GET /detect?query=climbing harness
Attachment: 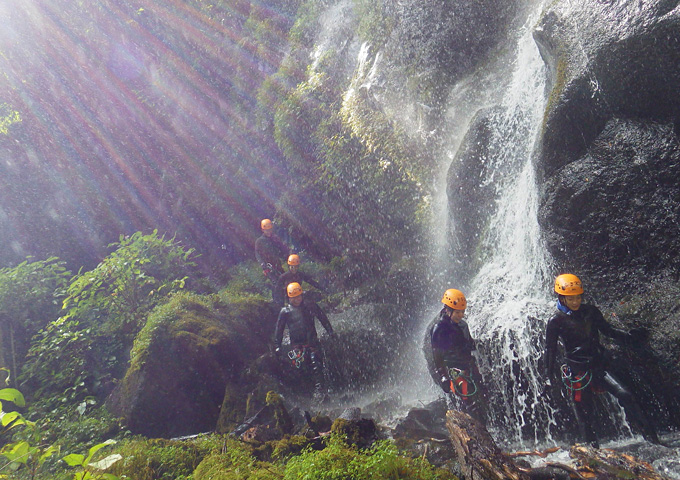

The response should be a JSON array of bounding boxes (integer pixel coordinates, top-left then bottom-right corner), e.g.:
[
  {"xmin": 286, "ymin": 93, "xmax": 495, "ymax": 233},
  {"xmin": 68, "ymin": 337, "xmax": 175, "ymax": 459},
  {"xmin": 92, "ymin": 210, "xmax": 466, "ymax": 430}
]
[
  {"xmin": 447, "ymin": 367, "xmax": 478, "ymax": 398},
  {"xmin": 288, "ymin": 345, "xmax": 318, "ymax": 369},
  {"xmin": 561, "ymin": 364, "xmax": 592, "ymax": 402},
  {"xmin": 288, "ymin": 346, "xmax": 307, "ymax": 368}
]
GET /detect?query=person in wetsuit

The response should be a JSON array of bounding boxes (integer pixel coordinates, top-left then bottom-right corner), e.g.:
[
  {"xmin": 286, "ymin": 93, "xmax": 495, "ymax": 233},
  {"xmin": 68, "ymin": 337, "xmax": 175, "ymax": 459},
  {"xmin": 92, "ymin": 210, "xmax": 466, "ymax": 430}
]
[
  {"xmin": 431, "ymin": 288, "xmax": 485, "ymax": 421},
  {"xmin": 277, "ymin": 254, "xmax": 324, "ymax": 305},
  {"xmin": 254, "ymin": 218, "xmax": 290, "ymax": 306},
  {"xmin": 275, "ymin": 282, "xmax": 334, "ymax": 397},
  {"xmin": 544, "ymin": 273, "xmax": 662, "ymax": 447}
]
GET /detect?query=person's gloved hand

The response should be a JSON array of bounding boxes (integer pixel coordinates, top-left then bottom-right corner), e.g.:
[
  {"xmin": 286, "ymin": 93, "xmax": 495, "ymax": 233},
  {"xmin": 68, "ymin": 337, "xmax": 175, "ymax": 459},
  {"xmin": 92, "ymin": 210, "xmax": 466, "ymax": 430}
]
[
  {"xmin": 628, "ymin": 327, "xmax": 649, "ymax": 343},
  {"xmin": 440, "ymin": 376, "xmax": 452, "ymax": 393}
]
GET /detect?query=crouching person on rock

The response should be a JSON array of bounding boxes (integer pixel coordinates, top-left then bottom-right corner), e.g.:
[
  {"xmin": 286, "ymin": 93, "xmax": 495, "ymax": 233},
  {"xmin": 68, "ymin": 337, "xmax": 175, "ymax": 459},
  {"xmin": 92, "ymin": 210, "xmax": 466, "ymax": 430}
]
[
  {"xmin": 275, "ymin": 282, "xmax": 335, "ymax": 400},
  {"xmin": 430, "ymin": 289, "xmax": 486, "ymax": 422}
]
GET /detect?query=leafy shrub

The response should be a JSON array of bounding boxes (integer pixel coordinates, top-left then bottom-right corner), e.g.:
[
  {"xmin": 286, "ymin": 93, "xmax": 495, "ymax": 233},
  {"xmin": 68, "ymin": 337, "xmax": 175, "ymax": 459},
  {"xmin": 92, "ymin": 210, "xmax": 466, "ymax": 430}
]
[
  {"xmin": 0, "ymin": 257, "xmax": 71, "ymax": 378},
  {"xmin": 19, "ymin": 231, "xmax": 195, "ymax": 411}
]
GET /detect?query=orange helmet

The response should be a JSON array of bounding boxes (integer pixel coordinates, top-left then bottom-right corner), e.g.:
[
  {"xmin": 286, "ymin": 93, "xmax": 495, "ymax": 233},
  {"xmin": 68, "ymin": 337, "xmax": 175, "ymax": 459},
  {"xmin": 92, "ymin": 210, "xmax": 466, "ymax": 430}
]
[
  {"xmin": 261, "ymin": 218, "xmax": 273, "ymax": 230},
  {"xmin": 554, "ymin": 274, "xmax": 583, "ymax": 295},
  {"xmin": 287, "ymin": 254, "xmax": 300, "ymax": 266},
  {"xmin": 442, "ymin": 289, "xmax": 467, "ymax": 310},
  {"xmin": 287, "ymin": 282, "xmax": 303, "ymax": 298}
]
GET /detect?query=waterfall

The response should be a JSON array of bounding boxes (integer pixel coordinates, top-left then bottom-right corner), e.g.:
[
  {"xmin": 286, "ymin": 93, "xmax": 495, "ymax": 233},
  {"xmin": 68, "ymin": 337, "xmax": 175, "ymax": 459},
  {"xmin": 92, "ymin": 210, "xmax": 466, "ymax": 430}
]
[
  {"xmin": 453, "ymin": 1, "xmax": 557, "ymax": 446},
  {"xmin": 407, "ymin": 0, "xmax": 558, "ymax": 447},
  {"xmin": 436, "ymin": 0, "xmax": 636, "ymax": 447}
]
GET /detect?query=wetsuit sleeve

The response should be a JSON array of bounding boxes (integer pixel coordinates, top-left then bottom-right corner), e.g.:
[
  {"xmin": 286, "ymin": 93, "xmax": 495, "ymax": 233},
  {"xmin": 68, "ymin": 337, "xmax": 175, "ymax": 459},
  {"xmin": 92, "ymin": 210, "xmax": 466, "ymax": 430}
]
[
  {"xmin": 430, "ymin": 323, "xmax": 447, "ymax": 376},
  {"xmin": 275, "ymin": 310, "xmax": 287, "ymax": 349},
  {"xmin": 545, "ymin": 316, "xmax": 559, "ymax": 378},
  {"xmin": 254, "ymin": 238, "xmax": 265, "ymax": 266},
  {"xmin": 312, "ymin": 303, "xmax": 333, "ymax": 336},
  {"xmin": 300, "ymin": 272, "xmax": 323, "ymax": 290},
  {"xmin": 593, "ymin": 306, "xmax": 630, "ymax": 343},
  {"xmin": 273, "ymin": 234, "xmax": 290, "ymax": 257}
]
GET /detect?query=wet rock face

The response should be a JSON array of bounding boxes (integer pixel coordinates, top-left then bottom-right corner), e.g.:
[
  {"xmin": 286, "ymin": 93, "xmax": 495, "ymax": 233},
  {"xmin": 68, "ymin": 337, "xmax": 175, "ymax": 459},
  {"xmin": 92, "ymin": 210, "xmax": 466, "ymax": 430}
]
[
  {"xmin": 446, "ymin": 106, "xmax": 506, "ymax": 282},
  {"xmin": 389, "ymin": 0, "xmax": 521, "ymax": 85},
  {"xmin": 535, "ymin": 0, "xmax": 680, "ymax": 292},
  {"xmin": 534, "ymin": 0, "xmax": 680, "ymax": 176},
  {"xmin": 539, "ymin": 118, "xmax": 680, "ymax": 290}
]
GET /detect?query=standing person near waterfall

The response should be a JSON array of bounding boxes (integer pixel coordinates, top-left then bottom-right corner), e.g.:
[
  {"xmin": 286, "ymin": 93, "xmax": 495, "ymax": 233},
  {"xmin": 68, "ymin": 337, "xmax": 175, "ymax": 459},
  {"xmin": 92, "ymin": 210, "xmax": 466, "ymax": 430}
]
[
  {"xmin": 430, "ymin": 289, "xmax": 486, "ymax": 421},
  {"xmin": 255, "ymin": 218, "xmax": 291, "ymax": 306},
  {"xmin": 275, "ymin": 282, "xmax": 335, "ymax": 400},
  {"xmin": 544, "ymin": 273, "xmax": 664, "ymax": 447}
]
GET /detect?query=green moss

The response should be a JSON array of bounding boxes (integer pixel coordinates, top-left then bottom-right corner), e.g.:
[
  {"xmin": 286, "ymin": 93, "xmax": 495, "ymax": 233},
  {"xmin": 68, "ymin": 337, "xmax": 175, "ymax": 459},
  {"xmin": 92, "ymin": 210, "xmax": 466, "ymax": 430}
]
[
  {"xmin": 353, "ymin": 0, "xmax": 395, "ymax": 50},
  {"xmin": 266, "ymin": 391, "xmax": 294, "ymax": 435},
  {"xmin": 252, "ymin": 434, "xmax": 312, "ymax": 462},
  {"xmin": 542, "ymin": 55, "xmax": 569, "ymax": 134},
  {"xmin": 127, "ymin": 291, "xmax": 221, "ymax": 375},
  {"xmin": 330, "ymin": 418, "xmax": 377, "ymax": 448},
  {"xmin": 309, "ymin": 415, "xmax": 332, "ymax": 434},
  {"xmin": 193, "ymin": 436, "xmax": 283, "ymax": 480},
  {"xmin": 283, "ymin": 436, "xmax": 458, "ymax": 480}
]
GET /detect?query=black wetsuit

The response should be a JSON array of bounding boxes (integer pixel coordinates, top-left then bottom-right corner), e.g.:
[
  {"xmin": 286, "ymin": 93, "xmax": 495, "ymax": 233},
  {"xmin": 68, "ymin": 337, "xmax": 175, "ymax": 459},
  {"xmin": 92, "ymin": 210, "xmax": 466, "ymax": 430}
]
[
  {"xmin": 275, "ymin": 299, "xmax": 334, "ymax": 391},
  {"xmin": 430, "ymin": 309, "xmax": 484, "ymax": 418},
  {"xmin": 275, "ymin": 300, "xmax": 333, "ymax": 349},
  {"xmin": 254, "ymin": 233, "xmax": 289, "ymax": 304},
  {"xmin": 431, "ymin": 309, "xmax": 475, "ymax": 373},
  {"xmin": 544, "ymin": 301, "xmax": 659, "ymax": 446}
]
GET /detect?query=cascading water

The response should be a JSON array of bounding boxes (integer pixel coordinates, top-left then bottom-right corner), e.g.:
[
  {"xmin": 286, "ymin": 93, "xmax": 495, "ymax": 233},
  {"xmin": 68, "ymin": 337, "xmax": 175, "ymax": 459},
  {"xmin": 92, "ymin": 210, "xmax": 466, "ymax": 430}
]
[
  {"xmin": 444, "ymin": 0, "xmax": 558, "ymax": 446},
  {"xmin": 435, "ymin": 0, "xmax": 638, "ymax": 448}
]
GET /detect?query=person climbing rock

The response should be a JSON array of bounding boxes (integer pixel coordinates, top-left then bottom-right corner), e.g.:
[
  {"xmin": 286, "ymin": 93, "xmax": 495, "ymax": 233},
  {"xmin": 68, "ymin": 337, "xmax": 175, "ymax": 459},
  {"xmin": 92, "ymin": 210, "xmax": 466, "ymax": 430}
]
[
  {"xmin": 430, "ymin": 289, "xmax": 486, "ymax": 421},
  {"xmin": 277, "ymin": 254, "xmax": 324, "ymax": 305},
  {"xmin": 274, "ymin": 282, "xmax": 335, "ymax": 399},
  {"xmin": 255, "ymin": 218, "xmax": 291, "ymax": 306},
  {"xmin": 544, "ymin": 273, "xmax": 663, "ymax": 448}
]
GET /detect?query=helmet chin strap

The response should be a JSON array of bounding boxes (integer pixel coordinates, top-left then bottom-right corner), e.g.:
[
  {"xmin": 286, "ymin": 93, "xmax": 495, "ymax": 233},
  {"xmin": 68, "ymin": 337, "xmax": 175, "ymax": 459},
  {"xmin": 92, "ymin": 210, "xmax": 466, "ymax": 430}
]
[{"xmin": 557, "ymin": 298, "xmax": 573, "ymax": 315}]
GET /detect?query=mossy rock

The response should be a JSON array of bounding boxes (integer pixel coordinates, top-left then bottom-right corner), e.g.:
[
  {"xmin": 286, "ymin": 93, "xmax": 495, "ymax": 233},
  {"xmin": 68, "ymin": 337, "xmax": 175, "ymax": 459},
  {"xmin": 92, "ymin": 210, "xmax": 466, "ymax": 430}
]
[
  {"xmin": 331, "ymin": 417, "xmax": 378, "ymax": 448},
  {"xmin": 107, "ymin": 291, "xmax": 276, "ymax": 437}
]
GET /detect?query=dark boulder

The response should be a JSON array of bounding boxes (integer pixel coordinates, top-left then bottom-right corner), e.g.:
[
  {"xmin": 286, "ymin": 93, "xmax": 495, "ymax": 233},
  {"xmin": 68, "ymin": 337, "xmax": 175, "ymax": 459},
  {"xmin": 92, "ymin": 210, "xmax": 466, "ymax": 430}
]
[
  {"xmin": 107, "ymin": 292, "xmax": 276, "ymax": 438},
  {"xmin": 538, "ymin": 118, "xmax": 680, "ymax": 292},
  {"xmin": 534, "ymin": 0, "xmax": 680, "ymax": 176}
]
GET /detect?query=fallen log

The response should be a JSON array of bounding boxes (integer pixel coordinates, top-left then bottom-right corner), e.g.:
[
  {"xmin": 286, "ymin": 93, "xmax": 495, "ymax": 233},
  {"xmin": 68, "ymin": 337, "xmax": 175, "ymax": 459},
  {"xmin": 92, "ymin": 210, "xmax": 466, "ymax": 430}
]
[
  {"xmin": 568, "ymin": 443, "xmax": 670, "ymax": 480},
  {"xmin": 446, "ymin": 409, "xmax": 529, "ymax": 480},
  {"xmin": 445, "ymin": 410, "xmax": 671, "ymax": 480}
]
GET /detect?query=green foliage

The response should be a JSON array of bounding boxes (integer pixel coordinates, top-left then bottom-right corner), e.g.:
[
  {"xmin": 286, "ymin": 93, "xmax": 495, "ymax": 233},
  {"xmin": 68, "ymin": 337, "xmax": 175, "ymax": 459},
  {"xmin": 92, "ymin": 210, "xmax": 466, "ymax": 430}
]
[
  {"xmin": 0, "ymin": 257, "xmax": 71, "ymax": 376},
  {"xmin": 19, "ymin": 231, "xmax": 195, "ymax": 411},
  {"xmin": 283, "ymin": 437, "xmax": 457, "ymax": 480},
  {"xmin": 107, "ymin": 437, "xmax": 214, "ymax": 480},
  {"xmin": 62, "ymin": 439, "xmax": 121, "ymax": 480},
  {"xmin": 220, "ymin": 261, "xmax": 270, "ymax": 300},
  {"xmin": 61, "ymin": 230, "xmax": 195, "ymax": 332},
  {"xmin": 0, "ymin": 383, "xmax": 59, "ymax": 479},
  {"xmin": 0, "ymin": 103, "xmax": 21, "ymax": 135},
  {"xmin": 193, "ymin": 436, "xmax": 283, "ymax": 480}
]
